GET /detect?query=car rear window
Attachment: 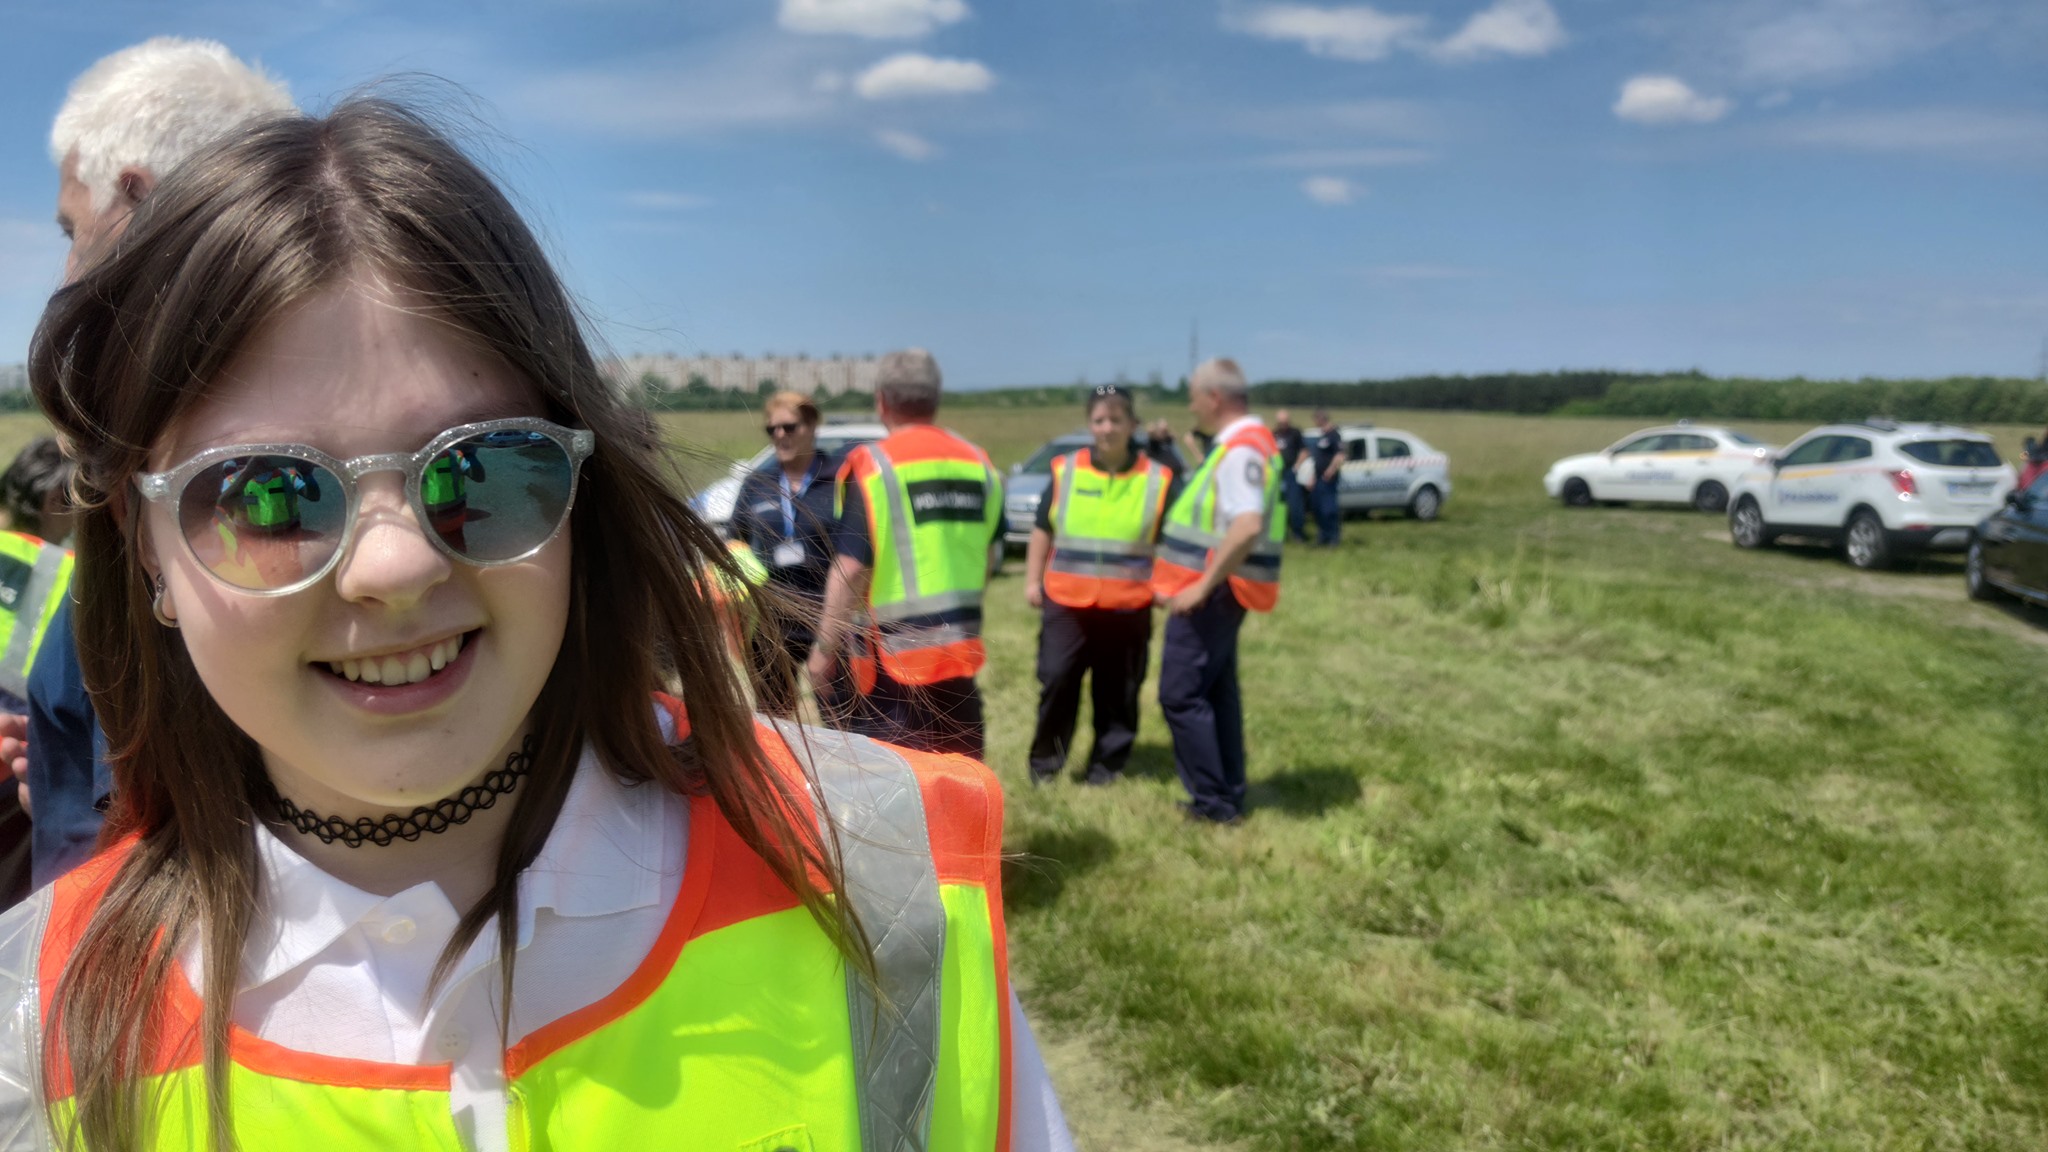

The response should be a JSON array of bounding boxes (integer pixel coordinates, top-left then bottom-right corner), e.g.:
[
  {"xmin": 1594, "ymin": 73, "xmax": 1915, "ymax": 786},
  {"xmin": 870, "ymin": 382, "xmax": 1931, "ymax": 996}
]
[
  {"xmin": 1899, "ymin": 440, "xmax": 2000, "ymax": 468},
  {"xmin": 1725, "ymin": 431, "xmax": 1763, "ymax": 445}
]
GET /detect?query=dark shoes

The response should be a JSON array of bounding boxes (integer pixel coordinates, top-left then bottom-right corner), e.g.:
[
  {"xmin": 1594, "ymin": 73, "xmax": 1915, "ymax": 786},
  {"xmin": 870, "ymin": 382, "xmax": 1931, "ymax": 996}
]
[{"xmin": 1177, "ymin": 801, "xmax": 1245, "ymax": 827}]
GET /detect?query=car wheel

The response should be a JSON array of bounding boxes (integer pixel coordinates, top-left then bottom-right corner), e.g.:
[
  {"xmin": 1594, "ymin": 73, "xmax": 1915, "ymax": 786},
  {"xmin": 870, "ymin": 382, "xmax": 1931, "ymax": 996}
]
[
  {"xmin": 1693, "ymin": 480, "xmax": 1729, "ymax": 513},
  {"xmin": 1561, "ymin": 477, "xmax": 1592, "ymax": 507},
  {"xmin": 1730, "ymin": 497, "xmax": 1772, "ymax": 549},
  {"xmin": 1844, "ymin": 509, "xmax": 1892, "ymax": 570},
  {"xmin": 1409, "ymin": 485, "xmax": 1442, "ymax": 522},
  {"xmin": 1966, "ymin": 539, "xmax": 2002, "ymax": 602}
]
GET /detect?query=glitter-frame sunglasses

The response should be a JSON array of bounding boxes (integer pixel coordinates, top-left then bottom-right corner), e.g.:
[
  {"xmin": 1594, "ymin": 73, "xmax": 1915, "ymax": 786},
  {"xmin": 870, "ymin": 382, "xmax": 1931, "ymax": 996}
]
[{"xmin": 134, "ymin": 417, "xmax": 596, "ymax": 595}]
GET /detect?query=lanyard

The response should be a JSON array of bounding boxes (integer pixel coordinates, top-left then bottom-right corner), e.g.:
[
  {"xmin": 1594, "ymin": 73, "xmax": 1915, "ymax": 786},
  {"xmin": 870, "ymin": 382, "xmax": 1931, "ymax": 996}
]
[{"xmin": 777, "ymin": 458, "xmax": 817, "ymax": 540}]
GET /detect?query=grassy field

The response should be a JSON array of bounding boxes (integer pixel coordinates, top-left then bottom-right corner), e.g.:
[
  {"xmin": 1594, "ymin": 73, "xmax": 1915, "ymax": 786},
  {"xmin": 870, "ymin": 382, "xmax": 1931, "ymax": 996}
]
[
  {"xmin": 11, "ymin": 403, "xmax": 2045, "ymax": 1149},
  {"xmin": 666, "ymin": 405, "xmax": 2048, "ymax": 1150}
]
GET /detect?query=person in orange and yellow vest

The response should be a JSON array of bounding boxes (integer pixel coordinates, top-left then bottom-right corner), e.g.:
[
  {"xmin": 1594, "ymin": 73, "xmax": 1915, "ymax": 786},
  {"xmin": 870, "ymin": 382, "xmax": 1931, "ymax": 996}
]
[
  {"xmin": 1022, "ymin": 386, "xmax": 1173, "ymax": 786},
  {"xmin": 809, "ymin": 349, "xmax": 1005, "ymax": 760},
  {"xmin": 0, "ymin": 104, "xmax": 1076, "ymax": 1152},
  {"xmin": 1151, "ymin": 358, "xmax": 1286, "ymax": 826}
]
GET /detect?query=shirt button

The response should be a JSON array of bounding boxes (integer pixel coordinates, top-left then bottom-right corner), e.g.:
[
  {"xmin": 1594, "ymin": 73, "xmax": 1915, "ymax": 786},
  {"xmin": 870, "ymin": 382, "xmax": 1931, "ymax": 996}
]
[
  {"xmin": 381, "ymin": 917, "xmax": 417, "ymax": 944},
  {"xmin": 435, "ymin": 1026, "xmax": 471, "ymax": 1059}
]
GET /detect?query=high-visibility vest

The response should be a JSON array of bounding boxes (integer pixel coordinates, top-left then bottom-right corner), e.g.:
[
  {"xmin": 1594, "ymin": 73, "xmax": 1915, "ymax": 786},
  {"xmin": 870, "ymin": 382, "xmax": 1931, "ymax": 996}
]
[
  {"xmin": 2, "ymin": 707, "xmax": 1014, "ymax": 1152},
  {"xmin": 0, "ymin": 531, "xmax": 73, "ymax": 700},
  {"xmin": 709, "ymin": 539, "xmax": 770, "ymax": 658},
  {"xmin": 1043, "ymin": 448, "xmax": 1169, "ymax": 611},
  {"xmin": 1150, "ymin": 422, "xmax": 1284, "ymax": 613},
  {"xmin": 837, "ymin": 427, "xmax": 1002, "ymax": 687}
]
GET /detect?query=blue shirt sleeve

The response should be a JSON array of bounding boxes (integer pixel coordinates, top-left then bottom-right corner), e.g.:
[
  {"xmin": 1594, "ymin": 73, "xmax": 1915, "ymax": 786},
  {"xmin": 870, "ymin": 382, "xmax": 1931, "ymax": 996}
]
[
  {"xmin": 832, "ymin": 456, "xmax": 875, "ymax": 567},
  {"xmin": 27, "ymin": 598, "xmax": 109, "ymax": 890}
]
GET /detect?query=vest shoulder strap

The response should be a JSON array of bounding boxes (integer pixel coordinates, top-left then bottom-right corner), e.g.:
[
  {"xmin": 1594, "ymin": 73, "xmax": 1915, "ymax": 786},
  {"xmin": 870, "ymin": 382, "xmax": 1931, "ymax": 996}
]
[
  {"xmin": 0, "ymin": 885, "xmax": 54, "ymax": 1152},
  {"xmin": 769, "ymin": 719, "xmax": 957, "ymax": 1152}
]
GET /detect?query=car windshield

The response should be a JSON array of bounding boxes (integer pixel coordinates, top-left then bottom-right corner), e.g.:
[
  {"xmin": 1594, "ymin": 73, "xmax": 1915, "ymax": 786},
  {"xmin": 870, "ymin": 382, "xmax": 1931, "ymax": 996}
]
[
  {"xmin": 1020, "ymin": 439, "xmax": 1089, "ymax": 474},
  {"xmin": 1899, "ymin": 439, "xmax": 2001, "ymax": 468},
  {"xmin": 1725, "ymin": 431, "xmax": 1763, "ymax": 445}
]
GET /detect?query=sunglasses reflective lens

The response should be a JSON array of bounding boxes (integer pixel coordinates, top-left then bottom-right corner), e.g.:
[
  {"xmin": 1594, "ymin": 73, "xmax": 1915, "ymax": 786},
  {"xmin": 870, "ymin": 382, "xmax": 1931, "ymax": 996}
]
[
  {"xmin": 424, "ymin": 430, "xmax": 576, "ymax": 563},
  {"xmin": 179, "ymin": 455, "xmax": 347, "ymax": 591}
]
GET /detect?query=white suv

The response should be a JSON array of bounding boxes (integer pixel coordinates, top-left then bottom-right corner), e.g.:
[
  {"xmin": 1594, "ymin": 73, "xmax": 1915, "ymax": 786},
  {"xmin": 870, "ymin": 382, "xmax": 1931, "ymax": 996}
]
[{"xmin": 1728, "ymin": 420, "xmax": 2016, "ymax": 569}]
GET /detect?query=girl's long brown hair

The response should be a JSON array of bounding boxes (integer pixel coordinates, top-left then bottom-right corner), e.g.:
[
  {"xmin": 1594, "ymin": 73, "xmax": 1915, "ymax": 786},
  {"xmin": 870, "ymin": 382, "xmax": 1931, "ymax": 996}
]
[{"xmin": 28, "ymin": 99, "xmax": 868, "ymax": 1151}]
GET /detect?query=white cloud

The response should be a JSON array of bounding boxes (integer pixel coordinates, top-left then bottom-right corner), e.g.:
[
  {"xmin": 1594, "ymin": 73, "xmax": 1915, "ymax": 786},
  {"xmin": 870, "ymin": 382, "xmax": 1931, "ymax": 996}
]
[
  {"xmin": 623, "ymin": 191, "xmax": 712, "ymax": 211},
  {"xmin": 1767, "ymin": 107, "xmax": 2048, "ymax": 159},
  {"xmin": 1734, "ymin": 0, "xmax": 1942, "ymax": 87},
  {"xmin": 779, "ymin": 0, "xmax": 969, "ymax": 39},
  {"xmin": 854, "ymin": 52, "xmax": 996, "ymax": 99},
  {"xmin": 510, "ymin": 35, "xmax": 842, "ymax": 137},
  {"xmin": 1258, "ymin": 146, "xmax": 1435, "ymax": 168},
  {"xmin": 1222, "ymin": 3, "xmax": 1426, "ymax": 62},
  {"xmin": 813, "ymin": 70, "xmax": 847, "ymax": 93},
  {"xmin": 1433, "ymin": 0, "xmax": 1565, "ymax": 61},
  {"xmin": 1613, "ymin": 75, "xmax": 1733, "ymax": 125},
  {"xmin": 876, "ymin": 128, "xmax": 940, "ymax": 160},
  {"xmin": 1302, "ymin": 175, "xmax": 1361, "ymax": 204}
]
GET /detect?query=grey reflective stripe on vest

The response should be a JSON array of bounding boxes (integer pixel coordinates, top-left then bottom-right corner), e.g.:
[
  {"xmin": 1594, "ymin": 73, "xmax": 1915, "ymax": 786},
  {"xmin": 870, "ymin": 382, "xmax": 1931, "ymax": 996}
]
[
  {"xmin": 0, "ymin": 550, "xmax": 66, "ymax": 701},
  {"xmin": 0, "ymin": 886, "xmax": 53, "ymax": 1152},
  {"xmin": 877, "ymin": 621, "xmax": 982, "ymax": 655},
  {"xmin": 868, "ymin": 452, "xmax": 924, "ymax": 603},
  {"xmin": 1050, "ymin": 455, "xmax": 1075, "ymax": 531},
  {"xmin": 870, "ymin": 588, "xmax": 983, "ymax": 626},
  {"xmin": 774, "ymin": 720, "xmax": 947, "ymax": 1152}
]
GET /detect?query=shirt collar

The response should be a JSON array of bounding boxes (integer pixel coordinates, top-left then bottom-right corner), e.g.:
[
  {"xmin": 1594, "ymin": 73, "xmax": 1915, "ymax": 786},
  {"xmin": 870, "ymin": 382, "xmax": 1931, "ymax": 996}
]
[
  {"xmin": 1216, "ymin": 414, "xmax": 1263, "ymax": 444},
  {"xmin": 235, "ymin": 743, "xmax": 670, "ymax": 992}
]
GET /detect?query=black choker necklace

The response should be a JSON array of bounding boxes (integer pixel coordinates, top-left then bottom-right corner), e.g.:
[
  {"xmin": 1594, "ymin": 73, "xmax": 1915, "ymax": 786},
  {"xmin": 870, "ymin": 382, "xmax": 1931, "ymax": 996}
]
[{"xmin": 269, "ymin": 737, "xmax": 536, "ymax": 848}]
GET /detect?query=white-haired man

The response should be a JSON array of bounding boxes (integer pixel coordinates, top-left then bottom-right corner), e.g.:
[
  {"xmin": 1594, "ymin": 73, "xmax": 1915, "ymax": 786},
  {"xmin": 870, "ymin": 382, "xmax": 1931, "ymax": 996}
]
[
  {"xmin": 808, "ymin": 349, "xmax": 1005, "ymax": 758},
  {"xmin": 1150, "ymin": 358, "xmax": 1286, "ymax": 825},
  {"xmin": 0, "ymin": 38, "xmax": 293, "ymax": 898}
]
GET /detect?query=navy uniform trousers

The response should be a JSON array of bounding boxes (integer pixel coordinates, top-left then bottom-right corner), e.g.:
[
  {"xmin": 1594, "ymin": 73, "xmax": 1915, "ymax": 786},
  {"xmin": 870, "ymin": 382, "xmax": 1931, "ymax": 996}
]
[
  {"xmin": 1028, "ymin": 601, "xmax": 1152, "ymax": 783},
  {"xmin": 1158, "ymin": 586, "xmax": 1249, "ymax": 821},
  {"xmin": 844, "ymin": 671, "xmax": 986, "ymax": 761}
]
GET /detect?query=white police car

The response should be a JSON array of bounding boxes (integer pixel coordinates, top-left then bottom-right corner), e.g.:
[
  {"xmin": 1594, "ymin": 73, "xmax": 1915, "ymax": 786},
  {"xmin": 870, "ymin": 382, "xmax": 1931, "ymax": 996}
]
[
  {"xmin": 1728, "ymin": 419, "xmax": 2016, "ymax": 569},
  {"xmin": 1331, "ymin": 425, "xmax": 1452, "ymax": 520},
  {"xmin": 1543, "ymin": 424, "xmax": 1773, "ymax": 512}
]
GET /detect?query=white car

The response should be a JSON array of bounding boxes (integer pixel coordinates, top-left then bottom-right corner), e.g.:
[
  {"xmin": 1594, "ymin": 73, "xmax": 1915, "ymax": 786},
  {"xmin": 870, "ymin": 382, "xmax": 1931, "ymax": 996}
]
[
  {"xmin": 1543, "ymin": 424, "xmax": 1774, "ymax": 513},
  {"xmin": 691, "ymin": 420, "xmax": 886, "ymax": 535},
  {"xmin": 1330, "ymin": 425, "xmax": 1452, "ymax": 520},
  {"xmin": 1728, "ymin": 419, "xmax": 2016, "ymax": 569}
]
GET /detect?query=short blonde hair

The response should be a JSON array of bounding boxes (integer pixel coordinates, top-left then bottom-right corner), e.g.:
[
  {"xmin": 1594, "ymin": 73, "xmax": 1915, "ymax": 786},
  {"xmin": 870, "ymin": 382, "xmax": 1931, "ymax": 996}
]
[
  {"xmin": 764, "ymin": 390, "xmax": 820, "ymax": 426},
  {"xmin": 51, "ymin": 37, "xmax": 295, "ymax": 210}
]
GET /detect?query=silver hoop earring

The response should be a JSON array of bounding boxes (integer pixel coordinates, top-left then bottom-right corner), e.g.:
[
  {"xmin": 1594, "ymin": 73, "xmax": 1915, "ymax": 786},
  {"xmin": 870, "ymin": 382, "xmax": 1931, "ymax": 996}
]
[{"xmin": 150, "ymin": 575, "xmax": 178, "ymax": 630}]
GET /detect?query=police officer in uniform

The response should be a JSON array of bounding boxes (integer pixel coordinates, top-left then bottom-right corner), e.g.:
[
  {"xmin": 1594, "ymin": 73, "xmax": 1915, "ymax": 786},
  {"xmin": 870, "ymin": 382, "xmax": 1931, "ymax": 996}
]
[
  {"xmin": 729, "ymin": 391, "xmax": 841, "ymax": 715},
  {"xmin": 1024, "ymin": 386, "xmax": 1172, "ymax": 786},
  {"xmin": 1152, "ymin": 358, "xmax": 1285, "ymax": 825},
  {"xmin": 809, "ymin": 349, "xmax": 1004, "ymax": 758}
]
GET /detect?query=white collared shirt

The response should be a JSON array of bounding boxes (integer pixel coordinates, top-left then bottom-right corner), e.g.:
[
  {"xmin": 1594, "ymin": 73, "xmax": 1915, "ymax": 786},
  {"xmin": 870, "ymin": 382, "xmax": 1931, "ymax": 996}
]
[
  {"xmin": 1211, "ymin": 414, "xmax": 1271, "ymax": 523},
  {"xmin": 202, "ymin": 745, "xmax": 1073, "ymax": 1152}
]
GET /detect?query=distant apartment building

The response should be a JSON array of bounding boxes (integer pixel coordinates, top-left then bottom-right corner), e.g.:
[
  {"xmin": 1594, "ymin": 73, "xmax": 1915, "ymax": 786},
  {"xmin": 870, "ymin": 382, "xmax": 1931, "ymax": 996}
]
[
  {"xmin": 0, "ymin": 364, "xmax": 25, "ymax": 394},
  {"xmin": 615, "ymin": 353, "xmax": 881, "ymax": 397}
]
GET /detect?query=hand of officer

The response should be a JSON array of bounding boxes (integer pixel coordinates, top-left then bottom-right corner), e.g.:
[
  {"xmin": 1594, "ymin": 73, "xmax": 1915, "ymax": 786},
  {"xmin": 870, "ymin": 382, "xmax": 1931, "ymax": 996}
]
[
  {"xmin": 1159, "ymin": 585, "xmax": 1208, "ymax": 616},
  {"xmin": 0, "ymin": 712, "xmax": 28, "ymax": 818},
  {"xmin": 1025, "ymin": 581, "xmax": 1043, "ymax": 610},
  {"xmin": 805, "ymin": 647, "xmax": 836, "ymax": 692}
]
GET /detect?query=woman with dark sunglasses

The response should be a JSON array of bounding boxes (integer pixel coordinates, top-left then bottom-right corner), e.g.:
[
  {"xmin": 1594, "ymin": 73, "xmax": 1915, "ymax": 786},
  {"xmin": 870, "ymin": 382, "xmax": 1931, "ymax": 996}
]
[
  {"xmin": 729, "ymin": 392, "xmax": 843, "ymax": 716},
  {"xmin": 0, "ymin": 100, "xmax": 1070, "ymax": 1152}
]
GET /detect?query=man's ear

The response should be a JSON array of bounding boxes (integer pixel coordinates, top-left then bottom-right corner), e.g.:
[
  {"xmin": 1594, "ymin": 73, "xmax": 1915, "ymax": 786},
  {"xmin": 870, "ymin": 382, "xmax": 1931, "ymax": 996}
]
[{"xmin": 115, "ymin": 167, "xmax": 155, "ymax": 207}]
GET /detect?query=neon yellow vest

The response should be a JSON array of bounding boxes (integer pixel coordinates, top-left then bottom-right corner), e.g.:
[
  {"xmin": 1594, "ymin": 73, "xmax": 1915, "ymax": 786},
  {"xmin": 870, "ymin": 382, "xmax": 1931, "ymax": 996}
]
[
  {"xmin": 1151, "ymin": 424, "xmax": 1284, "ymax": 613},
  {"xmin": 17, "ymin": 720, "xmax": 1012, "ymax": 1152},
  {"xmin": 843, "ymin": 427, "xmax": 1001, "ymax": 686},
  {"xmin": 0, "ymin": 531, "xmax": 74, "ymax": 699},
  {"xmin": 1043, "ymin": 449, "xmax": 1167, "ymax": 611}
]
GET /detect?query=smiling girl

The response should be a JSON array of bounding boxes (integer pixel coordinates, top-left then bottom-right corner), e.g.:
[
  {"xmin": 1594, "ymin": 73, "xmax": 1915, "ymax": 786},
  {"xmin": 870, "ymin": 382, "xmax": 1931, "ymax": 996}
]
[{"xmin": 0, "ymin": 101, "xmax": 1067, "ymax": 1151}]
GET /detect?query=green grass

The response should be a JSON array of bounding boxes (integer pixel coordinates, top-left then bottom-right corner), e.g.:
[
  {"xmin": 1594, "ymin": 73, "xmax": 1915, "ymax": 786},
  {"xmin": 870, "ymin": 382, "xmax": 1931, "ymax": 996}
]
[
  {"xmin": 666, "ymin": 404, "xmax": 2048, "ymax": 1150},
  {"xmin": 17, "ymin": 399, "xmax": 2047, "ymax": 1148}
]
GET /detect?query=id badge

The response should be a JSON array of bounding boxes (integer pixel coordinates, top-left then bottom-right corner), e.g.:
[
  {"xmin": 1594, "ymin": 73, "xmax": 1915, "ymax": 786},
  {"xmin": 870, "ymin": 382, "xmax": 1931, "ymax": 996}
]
[{"xmin": 773, "ymin": 541, "xmax": 805, "ymax": 567}]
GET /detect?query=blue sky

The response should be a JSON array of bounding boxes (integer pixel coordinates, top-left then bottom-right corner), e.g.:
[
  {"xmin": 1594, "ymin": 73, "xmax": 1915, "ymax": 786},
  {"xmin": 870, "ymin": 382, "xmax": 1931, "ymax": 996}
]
[{"xmin": 3, "ymin": 0, "xmax": 2046, "ymax": 387}]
